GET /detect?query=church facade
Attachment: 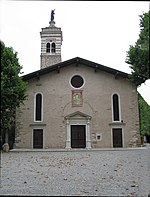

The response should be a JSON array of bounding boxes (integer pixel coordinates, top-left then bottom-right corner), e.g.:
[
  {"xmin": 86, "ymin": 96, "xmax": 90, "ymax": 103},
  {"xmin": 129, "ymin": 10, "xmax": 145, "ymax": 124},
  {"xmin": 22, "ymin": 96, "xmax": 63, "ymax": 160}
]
[{"xmin": 14, "ymin": 14, "xmax": 141, "ymax": 149}]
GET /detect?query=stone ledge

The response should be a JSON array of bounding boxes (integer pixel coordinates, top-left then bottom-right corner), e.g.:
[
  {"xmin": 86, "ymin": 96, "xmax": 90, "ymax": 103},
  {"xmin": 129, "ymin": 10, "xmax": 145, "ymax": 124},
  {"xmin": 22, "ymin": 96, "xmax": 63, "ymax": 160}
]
[
  {"xmin": 10, "ymin": 147, "xmax": 148, "ymax": 152},
  {"xmin": 29, "ymin": 123, "xmax": 47, "ymax": 127},
  {"xmin": 109, "ymin": 122, "xmax": 126, "ymax": 126}
]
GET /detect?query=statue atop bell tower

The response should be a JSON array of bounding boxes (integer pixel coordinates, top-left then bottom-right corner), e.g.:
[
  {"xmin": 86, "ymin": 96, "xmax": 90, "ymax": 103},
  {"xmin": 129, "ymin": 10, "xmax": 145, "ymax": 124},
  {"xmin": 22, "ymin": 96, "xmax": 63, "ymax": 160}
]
[
  {"xmin": 40, "ymin": 10, "xmax": 63, "ymax": 69},
  {"xmin": 51, "ymin": 9, "xmax": 55, "ymax": 21}
]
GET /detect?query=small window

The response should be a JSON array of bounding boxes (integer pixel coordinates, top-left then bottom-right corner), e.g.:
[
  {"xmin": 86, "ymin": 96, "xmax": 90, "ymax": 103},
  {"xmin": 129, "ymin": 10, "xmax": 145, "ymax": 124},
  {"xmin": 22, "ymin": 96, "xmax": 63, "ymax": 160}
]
[
  {"xmin": 70, "ymin": 75, "xmax": 84, "ymax": 88},
  {"xmin": 46, "ymin": 43, "xmax": 50, "ymax": 53},
  {"xmin": 51, "ymin": 42, "xmax": 56, "ymax": 53}
]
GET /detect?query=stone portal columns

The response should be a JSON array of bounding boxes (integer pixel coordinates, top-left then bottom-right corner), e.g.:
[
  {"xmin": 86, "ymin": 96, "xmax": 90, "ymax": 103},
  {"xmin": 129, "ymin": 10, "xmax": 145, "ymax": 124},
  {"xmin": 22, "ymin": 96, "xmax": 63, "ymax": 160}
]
[
  {"xmin": 66, "ymin": 120, "xmax": 71, "ymax": 149},
  {"xmin": 86, "ymin": 118, "xmax": 91, "ymax": 149}
]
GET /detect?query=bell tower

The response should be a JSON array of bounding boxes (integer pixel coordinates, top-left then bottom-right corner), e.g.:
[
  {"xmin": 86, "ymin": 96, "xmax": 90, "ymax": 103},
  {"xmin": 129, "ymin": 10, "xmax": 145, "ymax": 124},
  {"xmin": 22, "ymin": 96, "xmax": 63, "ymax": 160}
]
[{"xmin": 40, "ymin": 10, "xmax": 63, "ymax": 69}]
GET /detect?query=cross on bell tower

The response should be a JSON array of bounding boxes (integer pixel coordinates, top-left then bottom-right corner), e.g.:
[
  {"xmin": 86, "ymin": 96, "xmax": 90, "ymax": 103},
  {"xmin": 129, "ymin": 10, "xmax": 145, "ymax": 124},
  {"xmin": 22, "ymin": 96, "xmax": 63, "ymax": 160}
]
[{"xmin": 40, "ymin": 10, "xmax": 63, "ymax": 69}]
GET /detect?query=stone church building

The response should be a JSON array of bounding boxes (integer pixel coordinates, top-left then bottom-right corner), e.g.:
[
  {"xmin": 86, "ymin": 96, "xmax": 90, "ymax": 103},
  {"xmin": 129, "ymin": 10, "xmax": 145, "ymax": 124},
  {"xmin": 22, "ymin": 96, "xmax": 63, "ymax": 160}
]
[{"xmin": 14, "ymin": 13, "xmax": 141, "ymax": 149}]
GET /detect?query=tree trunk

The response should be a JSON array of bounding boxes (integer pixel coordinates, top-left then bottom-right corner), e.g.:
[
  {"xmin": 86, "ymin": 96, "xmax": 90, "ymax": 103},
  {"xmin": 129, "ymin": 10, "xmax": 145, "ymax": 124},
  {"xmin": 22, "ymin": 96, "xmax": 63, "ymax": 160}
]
[
  {"xmin": 3, "ymin": 130, "xmax": 10, "ymax": 152},
  {"xmin": 5, "ymin": 130, "xmax": 9, "ymax": 143}
]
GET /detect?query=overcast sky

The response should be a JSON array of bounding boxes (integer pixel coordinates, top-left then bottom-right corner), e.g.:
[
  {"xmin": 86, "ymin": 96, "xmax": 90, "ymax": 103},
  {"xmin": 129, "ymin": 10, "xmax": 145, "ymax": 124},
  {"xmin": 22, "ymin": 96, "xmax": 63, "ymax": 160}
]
[{"xmin": 0, "ymin": 1, "xmax": 150, "ymax": 104}]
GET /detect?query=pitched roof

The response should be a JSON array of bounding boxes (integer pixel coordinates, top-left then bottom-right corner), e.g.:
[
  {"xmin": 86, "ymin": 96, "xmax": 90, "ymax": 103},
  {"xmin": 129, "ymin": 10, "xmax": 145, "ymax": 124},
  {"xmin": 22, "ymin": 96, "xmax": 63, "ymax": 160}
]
[{"xmin": 22, "ymin": 57, "xmax": 129, "ymax": 80}]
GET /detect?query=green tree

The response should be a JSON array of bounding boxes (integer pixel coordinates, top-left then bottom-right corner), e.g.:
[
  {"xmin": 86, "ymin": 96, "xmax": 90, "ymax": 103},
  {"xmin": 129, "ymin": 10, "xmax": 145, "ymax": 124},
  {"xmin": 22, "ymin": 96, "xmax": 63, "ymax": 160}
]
[
  {"xmin": 138, "ymin": 93, "xmax": 150, "ymax": 136},
  {"xmin": 126, "ymin": 11, "xmax": 150, "ymax": 86},
  {"xmin": 1, "ymin": 41, "xmax": 27, "ymax": 149}
]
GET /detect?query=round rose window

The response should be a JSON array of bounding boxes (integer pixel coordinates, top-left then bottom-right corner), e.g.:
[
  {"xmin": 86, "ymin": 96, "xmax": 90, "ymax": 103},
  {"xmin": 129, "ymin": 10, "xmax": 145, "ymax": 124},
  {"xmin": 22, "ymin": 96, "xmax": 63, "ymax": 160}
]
[{"xmin": 70, "ymin": 75, "xmax": 84, "ymax": 88}]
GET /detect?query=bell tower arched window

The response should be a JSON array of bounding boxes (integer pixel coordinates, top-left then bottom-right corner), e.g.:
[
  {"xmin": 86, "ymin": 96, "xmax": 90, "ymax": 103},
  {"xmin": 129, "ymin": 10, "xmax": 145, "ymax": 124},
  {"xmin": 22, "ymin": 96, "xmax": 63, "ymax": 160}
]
[
  {"xmin": 46, "ymin": 43, "xmax": 50, "ymax": 53},
  {"xmin": 112, "ymin": 94, "xmax": 120, "ymax": 121},
  {"xmin": 51, "ymin": 42, "xmax": 56, "ymax": 53},
  {"xmin": 35, "ymin": 93, "xmax": 43, "ymax": 121}
]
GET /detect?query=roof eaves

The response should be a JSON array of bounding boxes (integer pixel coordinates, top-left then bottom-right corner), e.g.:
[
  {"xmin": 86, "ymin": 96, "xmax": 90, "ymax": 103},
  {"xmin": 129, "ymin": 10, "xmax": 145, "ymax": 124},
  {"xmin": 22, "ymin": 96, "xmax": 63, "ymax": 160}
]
[
  {"xmin": 78, "ymin": 57, "xmax": 129, "ymax": 78},
  {"xmin": 22, "ymin": 57, "xmax": 129, "ymax": 80},
  {"xmin": 22, "ymin": 57, "xmax": 78, "ymax": 81}
]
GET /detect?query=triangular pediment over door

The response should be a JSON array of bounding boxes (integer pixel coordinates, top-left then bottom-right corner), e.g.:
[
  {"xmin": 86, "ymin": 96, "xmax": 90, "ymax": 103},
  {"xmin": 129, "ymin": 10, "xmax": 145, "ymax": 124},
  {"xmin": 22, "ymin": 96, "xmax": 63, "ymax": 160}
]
[{"xmin": 65, "ymin": 111, "xmax": 91, "ymax": 120}]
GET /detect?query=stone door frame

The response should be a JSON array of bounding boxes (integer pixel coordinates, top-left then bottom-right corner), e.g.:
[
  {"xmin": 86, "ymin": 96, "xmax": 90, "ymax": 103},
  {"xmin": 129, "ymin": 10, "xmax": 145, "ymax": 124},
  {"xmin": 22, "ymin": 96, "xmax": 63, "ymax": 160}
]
[{"xmin": 65, "ymin": 111, "xmax": 91, "ymax": 149}]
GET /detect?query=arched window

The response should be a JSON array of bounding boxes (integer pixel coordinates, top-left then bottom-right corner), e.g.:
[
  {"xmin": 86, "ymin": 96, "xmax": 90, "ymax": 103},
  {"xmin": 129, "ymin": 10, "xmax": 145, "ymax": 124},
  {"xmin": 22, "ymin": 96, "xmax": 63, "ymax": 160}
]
[
  {"xmin": 35, "ymin": 93, "xmax": 42, "ymax": 121},
  {"xmin": 112, "ymin": 94, "xmax": 120, "ymax": 121},
  {"xmin": 46, "ymin": 43, "xmax": 50, "ymax": 53},
  {"xmin": 51, "ymin": 42, "xmax": 56, "ymax": 53}
]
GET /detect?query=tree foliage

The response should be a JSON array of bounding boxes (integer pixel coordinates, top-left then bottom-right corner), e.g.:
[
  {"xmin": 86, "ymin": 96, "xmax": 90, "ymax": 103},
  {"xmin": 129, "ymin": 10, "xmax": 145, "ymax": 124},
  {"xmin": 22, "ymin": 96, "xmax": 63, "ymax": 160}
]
[
  {"xmin": 138, "ymin": 93, "xmax": 150, "ymax": 136},
  {"xmin": 126, "ymin": 11, "xmax": 150, "ymax": 86},
  {"xmin": 1, "ymin": 41, "xmax": 27, "ymax": 143}
]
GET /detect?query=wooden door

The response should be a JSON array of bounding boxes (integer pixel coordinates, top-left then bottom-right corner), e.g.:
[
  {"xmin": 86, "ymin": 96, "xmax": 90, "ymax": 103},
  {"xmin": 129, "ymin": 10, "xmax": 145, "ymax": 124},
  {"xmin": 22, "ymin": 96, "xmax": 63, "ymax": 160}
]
[
  {"xmin": 112, "ymin": 128, "xmax": 123, "ymax": 147},
  {"xmin": 33, "ymin": 129, "xmax": 43, "ymax": 148},
  {"xmin": 71, "ymin": 125, "xmax": 86, "ymax": 148}
]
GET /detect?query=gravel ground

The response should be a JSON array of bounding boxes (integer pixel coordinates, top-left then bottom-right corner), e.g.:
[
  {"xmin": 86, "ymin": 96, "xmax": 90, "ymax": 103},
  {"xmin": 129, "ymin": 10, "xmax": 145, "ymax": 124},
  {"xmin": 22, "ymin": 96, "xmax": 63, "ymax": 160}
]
[{"xmin": 0, "ymin": 147, "xmax": 150, "ymax": 196}]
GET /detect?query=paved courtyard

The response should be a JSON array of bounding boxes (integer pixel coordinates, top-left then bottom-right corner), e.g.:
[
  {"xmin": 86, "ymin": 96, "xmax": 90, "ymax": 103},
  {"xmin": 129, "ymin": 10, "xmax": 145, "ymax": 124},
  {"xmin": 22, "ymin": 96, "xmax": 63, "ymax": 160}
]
[{"xmin": 0, "ymin": 147, "xmax": 150, "ymax": 196}]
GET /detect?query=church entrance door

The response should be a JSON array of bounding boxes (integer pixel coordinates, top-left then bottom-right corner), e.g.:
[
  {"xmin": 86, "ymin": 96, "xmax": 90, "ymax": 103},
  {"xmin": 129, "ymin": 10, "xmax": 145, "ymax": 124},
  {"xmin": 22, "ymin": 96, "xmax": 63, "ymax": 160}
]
[
  {"xmin": 33, "ymin": 129, "xmax": 43, "ymax": 148},
  {"xmin": 71, "ymin": 125, "xmax": 86, "ymax": 148},
  {"xmin": 112, "ymin": 128, "xmax": 122, "ymax": 147}
]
